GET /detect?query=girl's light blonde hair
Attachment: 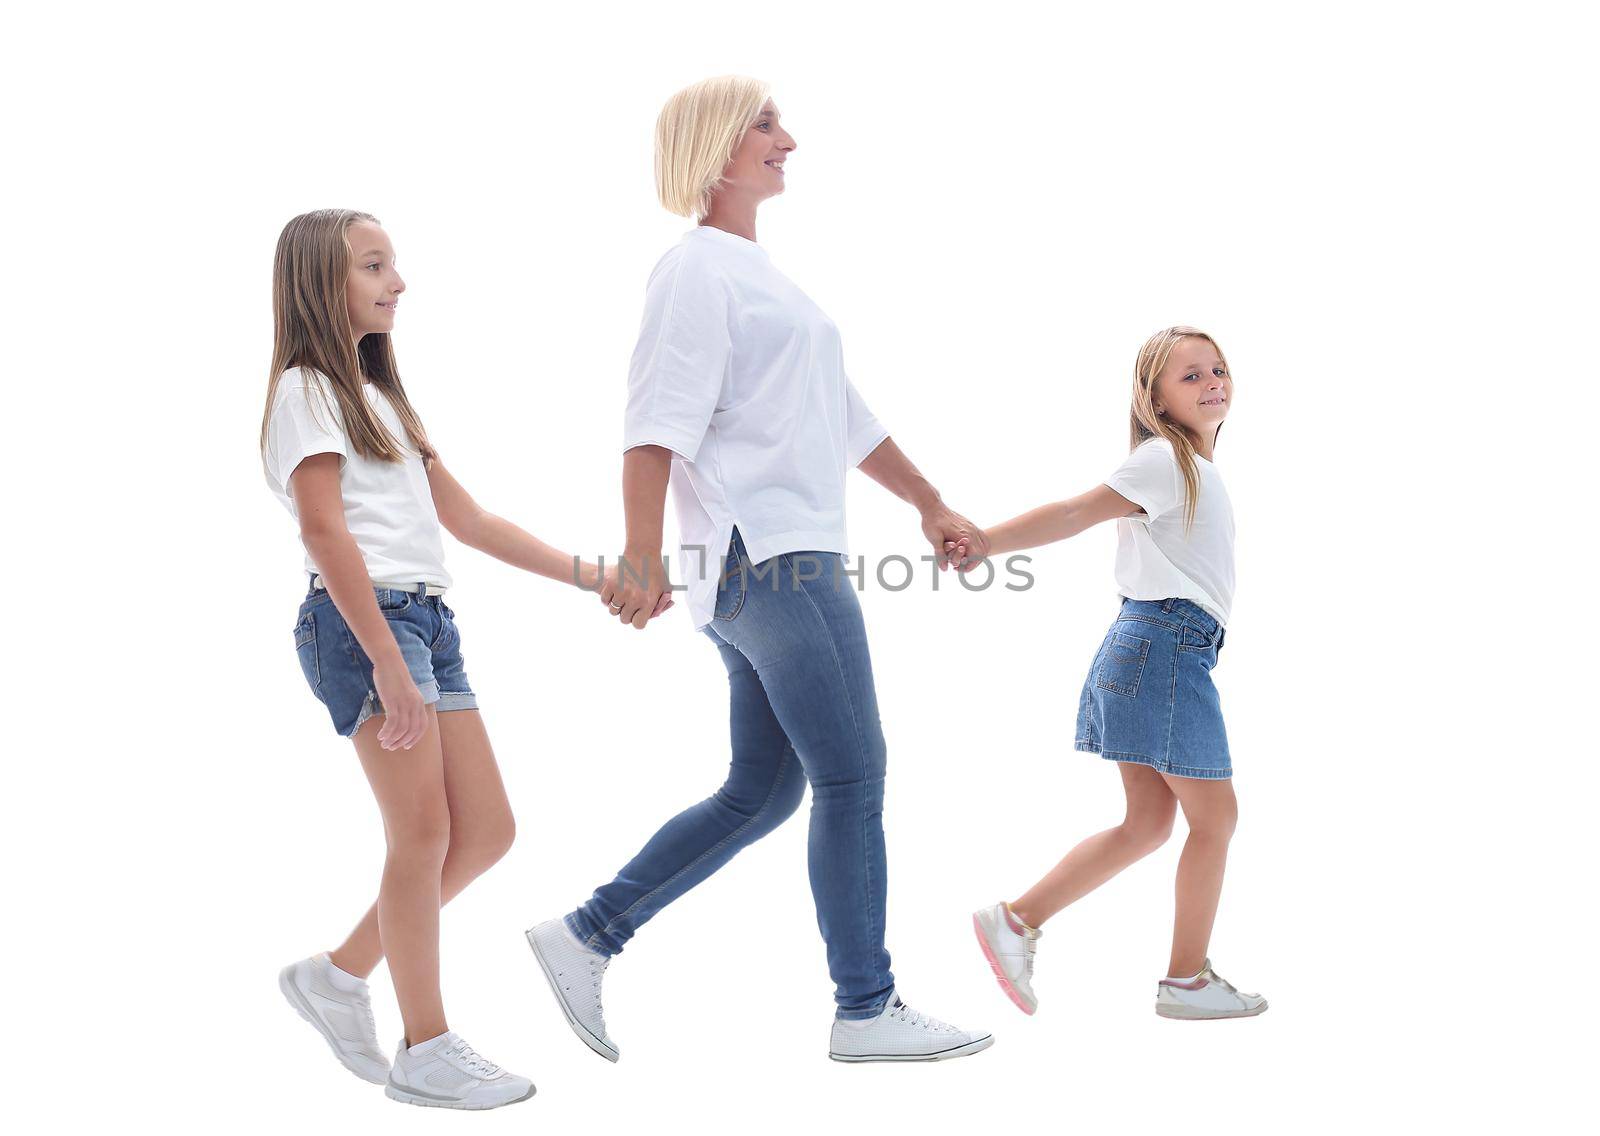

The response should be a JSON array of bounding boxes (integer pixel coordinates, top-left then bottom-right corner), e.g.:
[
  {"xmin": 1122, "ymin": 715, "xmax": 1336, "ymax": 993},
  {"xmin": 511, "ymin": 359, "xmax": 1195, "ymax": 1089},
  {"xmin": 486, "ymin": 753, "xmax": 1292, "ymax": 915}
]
[
  {"xmin": 654, "ymin": 75, "xmax": 771, "ymax": 218},
  {"xmin": 258, "ymin": 208, "xmax": 436, "ymax": 468},
  {"xmin": 1128, "ymin": 325, "xmax": 1230, "ymax": 536}
]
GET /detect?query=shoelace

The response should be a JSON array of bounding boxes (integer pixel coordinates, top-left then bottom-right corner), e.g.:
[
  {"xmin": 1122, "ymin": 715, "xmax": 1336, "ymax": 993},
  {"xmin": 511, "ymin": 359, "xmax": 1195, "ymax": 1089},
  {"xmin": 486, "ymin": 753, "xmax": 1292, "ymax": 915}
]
[
  {"xmin": 445, "ymin": 1038, "xmax": 502, "ymax": 1078},
  {"xmin": 590, "ymin": 954, "xmax": 609, "ymax": 1016},
  {"xmin": 889, "ymin": 1001, "xmax": 955, "ymax": 1033}
]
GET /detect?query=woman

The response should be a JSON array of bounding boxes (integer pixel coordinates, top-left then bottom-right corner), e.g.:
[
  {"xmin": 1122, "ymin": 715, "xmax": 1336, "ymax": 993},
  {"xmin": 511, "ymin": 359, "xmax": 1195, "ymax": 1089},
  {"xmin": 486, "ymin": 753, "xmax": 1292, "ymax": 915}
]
[{"xmin": 525, "ymin": 76, "xmax": 994, "ymax": 1064}]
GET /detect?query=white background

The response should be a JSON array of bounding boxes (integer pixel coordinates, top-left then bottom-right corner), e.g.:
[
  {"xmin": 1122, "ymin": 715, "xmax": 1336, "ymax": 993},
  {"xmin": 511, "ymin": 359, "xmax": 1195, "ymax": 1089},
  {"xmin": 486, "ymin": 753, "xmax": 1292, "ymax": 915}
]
[{"xmin": 5, "ymin": 1, "xmax": 1593, "ymax": 1132}]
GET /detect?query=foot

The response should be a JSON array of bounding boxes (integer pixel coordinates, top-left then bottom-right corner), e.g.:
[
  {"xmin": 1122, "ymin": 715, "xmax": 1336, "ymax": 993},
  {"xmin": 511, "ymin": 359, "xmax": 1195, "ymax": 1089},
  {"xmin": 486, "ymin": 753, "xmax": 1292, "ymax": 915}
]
[
  {"xmin": 525, "ymin": 918, "xmax": 619, "ymax": 1062},
  {"xmin": 384, "ymin": 1031, "xmax": 534, "ymax": 1109},
  {"xmin": 972, "ymin": 902, "xmax": 1040, "ymax": 1014},
  {"xmin": 278, "ymin": 953, "xmax": 389, "ymax": 1084},
  {"xmin": 828, "ymin": 994, "xmax": 994, "ymax": 1062},
  {"xmin": 1155, "ymin": 960, "xmax": 1268, "ymax": 1019}
]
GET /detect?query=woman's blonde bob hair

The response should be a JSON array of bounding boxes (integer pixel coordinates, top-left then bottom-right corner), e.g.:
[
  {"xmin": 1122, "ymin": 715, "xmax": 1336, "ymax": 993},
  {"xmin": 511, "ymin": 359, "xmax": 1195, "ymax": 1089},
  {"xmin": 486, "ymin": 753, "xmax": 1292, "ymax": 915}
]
[
  {"xmin": 654, "ymin": 75, "xmax": 771, "ymax": 218},
  {"xmin": 1128, "ymin": 326, "xmax": 1230, "ymax": 536}
]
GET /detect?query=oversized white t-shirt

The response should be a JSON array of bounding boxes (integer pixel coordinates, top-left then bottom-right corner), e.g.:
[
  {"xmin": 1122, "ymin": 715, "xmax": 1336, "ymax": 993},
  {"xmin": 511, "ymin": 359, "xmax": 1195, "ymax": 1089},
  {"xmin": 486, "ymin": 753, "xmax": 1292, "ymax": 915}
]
[
  {"xmin": 1103, "ymin": 436, "xmax": 1234, "ymax": 626},
  {"xmin": 263, "ymin": 367, "xmax": 452, "ymax": 588},
  {"xmin": 622, "ymin": 225, "xmax": 889, "ymax": 630}
]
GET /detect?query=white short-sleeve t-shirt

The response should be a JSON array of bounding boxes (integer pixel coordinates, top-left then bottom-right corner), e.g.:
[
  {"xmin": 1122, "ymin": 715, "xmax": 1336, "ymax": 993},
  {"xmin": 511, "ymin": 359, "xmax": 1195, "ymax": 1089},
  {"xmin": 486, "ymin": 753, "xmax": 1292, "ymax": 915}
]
[
  {"xmin": 1103, "ymin": 436, "xmax": 1234, "ymax": 625},
  {"xmin": 622, "ymin": 225, "xmax": 889, "ymax": 630},
  {"xmin": 263, "ymin": 367, "xmax": 452, "ymax": 588}
]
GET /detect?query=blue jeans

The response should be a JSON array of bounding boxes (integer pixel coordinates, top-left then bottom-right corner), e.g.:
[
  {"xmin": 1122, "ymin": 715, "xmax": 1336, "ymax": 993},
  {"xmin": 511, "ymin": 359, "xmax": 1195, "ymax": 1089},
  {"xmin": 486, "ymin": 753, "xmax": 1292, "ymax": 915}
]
[{"xmin": 566, "ymin": 528, "xmax": 895, "ymax": 1019}]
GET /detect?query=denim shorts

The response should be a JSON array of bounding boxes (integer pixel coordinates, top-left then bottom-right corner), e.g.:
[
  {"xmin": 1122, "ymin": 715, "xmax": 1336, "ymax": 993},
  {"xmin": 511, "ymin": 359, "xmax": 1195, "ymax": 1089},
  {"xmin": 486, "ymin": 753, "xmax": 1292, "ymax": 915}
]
[
  {"xmin": 292, "ymin": 577, "xmax": 478, "ymax": 738},
  {"xmin": 1074, "ymin": 597, "xmax": 1231, "ymax": 779}
]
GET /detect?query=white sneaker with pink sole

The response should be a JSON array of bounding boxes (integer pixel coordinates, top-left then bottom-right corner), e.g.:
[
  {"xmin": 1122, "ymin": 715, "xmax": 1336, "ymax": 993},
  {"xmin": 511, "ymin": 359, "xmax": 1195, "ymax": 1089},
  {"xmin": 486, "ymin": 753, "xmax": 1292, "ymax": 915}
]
[{"xmin": 972, "ymin": 901, "xmax": 1040, "ymax": 1015}]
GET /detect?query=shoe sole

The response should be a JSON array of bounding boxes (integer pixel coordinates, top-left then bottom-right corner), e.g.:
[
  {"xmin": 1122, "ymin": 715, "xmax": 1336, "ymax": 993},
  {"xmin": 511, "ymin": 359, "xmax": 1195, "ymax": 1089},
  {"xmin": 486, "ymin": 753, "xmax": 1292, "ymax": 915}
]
[
  {"xmin": 385, "ymin": 1082, "xmax": 536, "ymax": 1109},
  {"xmin": 830, "ymin": 1033, "xmax": 995, "ymax": 1063},
  {"xmin": 524, "ymin": 927, "xmax": 620, "ymax": 1063},
  {"xmin": 971, "ymin": 912, "xmax": 1037, "ymax": 1016},
  {"xmin": 277, "ymin": 965, "xmax": 390, "ymax": 1085},
  {"xmin": 1156, "ymin": 999, "xmax": 1270, "ymax": 1020}
]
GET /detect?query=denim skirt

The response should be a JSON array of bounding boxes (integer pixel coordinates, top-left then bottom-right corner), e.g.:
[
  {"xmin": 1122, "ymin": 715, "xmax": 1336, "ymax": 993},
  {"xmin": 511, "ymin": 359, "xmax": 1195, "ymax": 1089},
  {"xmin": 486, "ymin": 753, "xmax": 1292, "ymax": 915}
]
[{"xmin": 1074, "ymin": 596, "xmax": 1231, "ymax": 779}]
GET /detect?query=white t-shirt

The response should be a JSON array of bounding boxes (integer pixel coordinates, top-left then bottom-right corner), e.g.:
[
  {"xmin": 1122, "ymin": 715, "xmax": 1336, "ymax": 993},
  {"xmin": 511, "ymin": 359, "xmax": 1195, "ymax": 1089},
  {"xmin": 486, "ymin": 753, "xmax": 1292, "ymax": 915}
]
[
  {"xmin": 263, "ymin": 367, "xmax": 452, "ymax": 588},
  {"xmin": 1103, "ymin": 436, "xmax": 1234, "ymax": 626},
  {"xmin": 622, "ymin": 226, "xmax": 889, "ymax": 630}
]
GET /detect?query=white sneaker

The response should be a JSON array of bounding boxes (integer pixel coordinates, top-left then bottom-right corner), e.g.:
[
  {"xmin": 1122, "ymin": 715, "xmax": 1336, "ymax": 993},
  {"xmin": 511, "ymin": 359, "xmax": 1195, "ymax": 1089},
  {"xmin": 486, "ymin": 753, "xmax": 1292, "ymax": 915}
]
[
  {"xmin": 972, "ymin": 901, "xmax": 1040, "ymax": 1015},
  {"xmin": 278, "ymin": 953, "xmax": 389, "ymax": 1084},
  {"xmin": 828, "ymin": 994, "xmax": 994, "ymax": 1062},
  {"xmin": 384, "ymin": 1031, "xmax": 535, "ymax": 1110},
  {"xmin": 525, "ymin": 918, "xmax": 619, "ymax": 1062},
  {"xmin": 1155, "ymin": 959, "xmax": 1269, "ymax": 1019}
]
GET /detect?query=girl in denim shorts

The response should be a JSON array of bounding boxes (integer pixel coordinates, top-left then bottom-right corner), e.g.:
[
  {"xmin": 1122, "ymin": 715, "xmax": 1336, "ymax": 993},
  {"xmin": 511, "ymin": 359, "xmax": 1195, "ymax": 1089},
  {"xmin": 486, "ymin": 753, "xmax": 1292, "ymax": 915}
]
[
  {"xmin": 965, "ymin": 326, "xmax": 1267, "ymax": 1021},
  {"xmin": 259, "ymin": 210, "xmax": 670, "ymax": 1109}
]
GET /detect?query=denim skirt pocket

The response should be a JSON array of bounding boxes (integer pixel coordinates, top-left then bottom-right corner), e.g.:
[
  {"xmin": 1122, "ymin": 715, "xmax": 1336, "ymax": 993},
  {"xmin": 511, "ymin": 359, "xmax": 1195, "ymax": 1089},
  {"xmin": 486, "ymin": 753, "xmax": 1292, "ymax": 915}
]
[{"xmin": 1094, "ymin": 629, "xmax": 1151, "ymax": 697}]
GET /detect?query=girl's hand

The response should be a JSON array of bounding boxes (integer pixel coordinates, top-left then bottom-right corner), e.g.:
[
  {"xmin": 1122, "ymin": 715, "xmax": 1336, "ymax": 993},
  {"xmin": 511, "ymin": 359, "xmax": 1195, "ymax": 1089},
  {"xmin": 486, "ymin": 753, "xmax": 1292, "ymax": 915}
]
[{"xmin": 373, "ymin": 657, "xmax": 428, "ymax": 750}]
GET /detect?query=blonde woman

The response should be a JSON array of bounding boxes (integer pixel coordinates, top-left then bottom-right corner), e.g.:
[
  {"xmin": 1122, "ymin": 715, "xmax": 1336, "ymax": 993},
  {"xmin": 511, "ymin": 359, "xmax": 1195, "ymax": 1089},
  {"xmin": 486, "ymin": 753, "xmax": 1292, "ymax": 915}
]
[
  {"xmin": 525, "ymin": 77, "xmax": 994, "ymax": 1063},
  {"xmin": 263, "ymin": 210, "xmax": 651, "ymax": 1107},
  {"xmin": 970, "ymin": 327, "xmax": 1267, "ymax": 1021}
]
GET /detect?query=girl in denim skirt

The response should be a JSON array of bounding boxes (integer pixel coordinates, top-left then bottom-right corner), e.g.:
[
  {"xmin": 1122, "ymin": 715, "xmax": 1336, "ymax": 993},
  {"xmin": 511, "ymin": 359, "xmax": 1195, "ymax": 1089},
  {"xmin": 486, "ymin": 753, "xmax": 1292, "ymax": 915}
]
[
  {"xmin": 260, "ymin": 210, "xmax": 668, "ymax": 1108},
  {"xmin": 967, "ymin": 326, "xmax": 1267, "ymax": 1021}
]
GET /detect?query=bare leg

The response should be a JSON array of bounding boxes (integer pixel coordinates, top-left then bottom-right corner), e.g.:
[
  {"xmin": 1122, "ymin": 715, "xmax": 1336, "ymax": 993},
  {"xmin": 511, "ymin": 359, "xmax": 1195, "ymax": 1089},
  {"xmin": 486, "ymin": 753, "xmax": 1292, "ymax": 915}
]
[
  {"xmin": 1011, "ymin": 763, "xmax": 1176, "ymax": 928},
  {"xmin": 330, "ymin": 709, "xmax": 515, "ymax": 980},
  {"xmin": 350, "ymin": 707, "xmax": 451, "ymax": 1045},
  {"xmin": 1160, "ymin": 774, "xmax": 1238, "ymax": 977}
]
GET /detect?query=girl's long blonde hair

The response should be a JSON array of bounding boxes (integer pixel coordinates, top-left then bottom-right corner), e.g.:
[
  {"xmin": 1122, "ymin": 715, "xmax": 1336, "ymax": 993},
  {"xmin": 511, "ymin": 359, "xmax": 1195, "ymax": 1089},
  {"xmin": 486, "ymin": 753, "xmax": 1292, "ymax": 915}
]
[
  {"xmin": 1128, "ymin": 325, "xmax": 1229, "ymax": 536},
  {"xmin": 654, "ymin": 75, "xmax": 771, "ymax": 218},
  {"xmin": 258, "ymin": 209, "xmax": 436, "ymax": 467}
]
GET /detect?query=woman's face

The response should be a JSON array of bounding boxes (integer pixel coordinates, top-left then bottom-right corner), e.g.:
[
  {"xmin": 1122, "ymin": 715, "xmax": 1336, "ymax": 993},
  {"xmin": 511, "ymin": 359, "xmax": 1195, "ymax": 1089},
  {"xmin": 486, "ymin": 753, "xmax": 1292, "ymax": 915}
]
[
  {"xmin": 344, "ymin": 221, "xmax": 405, "ymax": 340},
  {"xmin": 1153, "ymin": 338, "xmax": 1232, "ymax": 437},
  {"xmin": 718, "ymin": 100, "xmax": 795, "ymax": 204}
]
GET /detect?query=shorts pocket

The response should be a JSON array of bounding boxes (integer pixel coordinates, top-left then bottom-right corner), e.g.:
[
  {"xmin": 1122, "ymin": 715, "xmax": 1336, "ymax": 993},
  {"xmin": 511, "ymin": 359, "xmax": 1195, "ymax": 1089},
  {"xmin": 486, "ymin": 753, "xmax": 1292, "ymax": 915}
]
[
  {"xmin": 375, "ymin": 588, "xmax": 410, "ymax": 617},
  {"xmin": 1180, "ymin": 622, "xmax": 1218, "ymax": 650},
  {"xmin": 1094, "ymin": 630, "xmax": 1151, "ymax": 697},
  {"xmin": 293, "ymin": 610, "xmax": 321, "ymax": 693}
]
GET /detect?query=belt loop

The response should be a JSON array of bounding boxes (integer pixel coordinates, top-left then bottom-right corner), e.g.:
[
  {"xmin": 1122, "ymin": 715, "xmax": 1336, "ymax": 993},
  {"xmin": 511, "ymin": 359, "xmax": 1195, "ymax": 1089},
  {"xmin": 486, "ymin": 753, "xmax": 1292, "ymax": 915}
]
[{"xmin": 1162, "ymin": 597, "xmax": 1175, "ymax": 613}]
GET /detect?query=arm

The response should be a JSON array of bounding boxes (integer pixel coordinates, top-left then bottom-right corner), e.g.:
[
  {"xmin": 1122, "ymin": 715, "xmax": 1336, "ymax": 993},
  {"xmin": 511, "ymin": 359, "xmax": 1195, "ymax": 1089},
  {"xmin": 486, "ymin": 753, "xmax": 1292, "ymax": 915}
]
[
  {"xmin": 856, "ymin": 436, "xmax": 989, "ymax": 570},
  {"xmin": 292, "ymin": 453, "xmax": 428, "ymax": 750},
  {"xmin": 597, "ymin": 444, "xmax": 674, "ymax": 629},
  {"xmin": 427, "ymin": 458, "xmax": 602, "ymax": 591},
  {"xmin": 982, "ymin": 484, "xmax": 1145, "ymax": 556}
]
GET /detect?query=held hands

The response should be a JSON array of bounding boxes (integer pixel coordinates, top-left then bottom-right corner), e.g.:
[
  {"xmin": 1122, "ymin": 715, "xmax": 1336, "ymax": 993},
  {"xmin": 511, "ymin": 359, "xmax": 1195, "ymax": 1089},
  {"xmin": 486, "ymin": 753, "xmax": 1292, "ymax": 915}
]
[
  {"xmin": 597, "ymin": 549, "xmax": 676, "ymax": 629},
  {"xmin": 921, "ymin": 504, "xmax": 991, "ymax": 572}
]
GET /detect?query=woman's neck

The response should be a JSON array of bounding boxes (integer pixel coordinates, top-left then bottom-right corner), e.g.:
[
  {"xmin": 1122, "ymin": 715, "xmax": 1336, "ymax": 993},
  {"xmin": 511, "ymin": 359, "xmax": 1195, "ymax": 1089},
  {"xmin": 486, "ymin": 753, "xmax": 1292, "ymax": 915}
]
[{"xmin": 700, "ymin": 196, "xmax": 758, "ymax": 242}]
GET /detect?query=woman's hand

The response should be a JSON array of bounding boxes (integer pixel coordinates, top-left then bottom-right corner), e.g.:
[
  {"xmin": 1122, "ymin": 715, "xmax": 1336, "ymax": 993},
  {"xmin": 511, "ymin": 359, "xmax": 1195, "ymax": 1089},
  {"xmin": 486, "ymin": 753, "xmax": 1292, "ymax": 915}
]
[
  {"xmin": 599, "ymin": 549, "xmax": 674, "ymax": 628},
  {"xmin": 921, "ymin": 506, "xmax": 990, "ymax": 571},
  {"xmin": 373, "ymin": 657, "xmax": 428, "ymax": 750}
]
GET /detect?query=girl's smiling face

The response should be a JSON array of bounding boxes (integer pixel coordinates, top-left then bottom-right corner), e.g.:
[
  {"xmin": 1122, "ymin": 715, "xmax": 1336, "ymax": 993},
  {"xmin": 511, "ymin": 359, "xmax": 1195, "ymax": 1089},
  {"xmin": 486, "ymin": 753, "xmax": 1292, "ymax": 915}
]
[
  {"xmin": 1153, "ymin": 338, "xmax": 1232, "ymax": 439},
  {"xmin": 344, "ymin": 221, "xmax": 404, "ymax": 340},
  {"xmin": 719, "ymin": 100, "xmax": 795, "ymax": 203}
]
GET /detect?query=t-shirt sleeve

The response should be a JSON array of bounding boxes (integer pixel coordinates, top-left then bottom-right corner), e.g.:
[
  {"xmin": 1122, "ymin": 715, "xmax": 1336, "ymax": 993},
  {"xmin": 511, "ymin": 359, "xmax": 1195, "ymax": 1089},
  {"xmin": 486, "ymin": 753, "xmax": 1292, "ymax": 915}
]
[
  {"xmin": 844, "ymin": 374, "xmax": 890, "ymax": 467},
  {"xmin": 1104, "ymin": 440, "xmax": 1182, "ymax": 523},
  {"xmin": 266, "ymin": 376, "xmax": 348, "ymax": 497},
  {"xmin": 622, "ymin": 248, "xmax": 732, "ymax": 461}
]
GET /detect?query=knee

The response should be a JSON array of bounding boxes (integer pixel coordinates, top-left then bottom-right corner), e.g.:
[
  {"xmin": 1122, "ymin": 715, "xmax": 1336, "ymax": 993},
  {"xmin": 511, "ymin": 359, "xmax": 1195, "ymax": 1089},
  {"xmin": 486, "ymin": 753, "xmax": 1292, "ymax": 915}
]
[
  {"xmin": 450, "ymin": 809, "xmax": 516, "ymax": 873},
  {"xmin": 387, "ymin": 806, "xmax": 452, "ymax": 867},
  {"xmin": 1187, "ymin": 799, "xmax": 1238, "ymax": 844},
  {"xmin": 1121, "ymin": 803, "xmax": 1177, "ymax": 855}
]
